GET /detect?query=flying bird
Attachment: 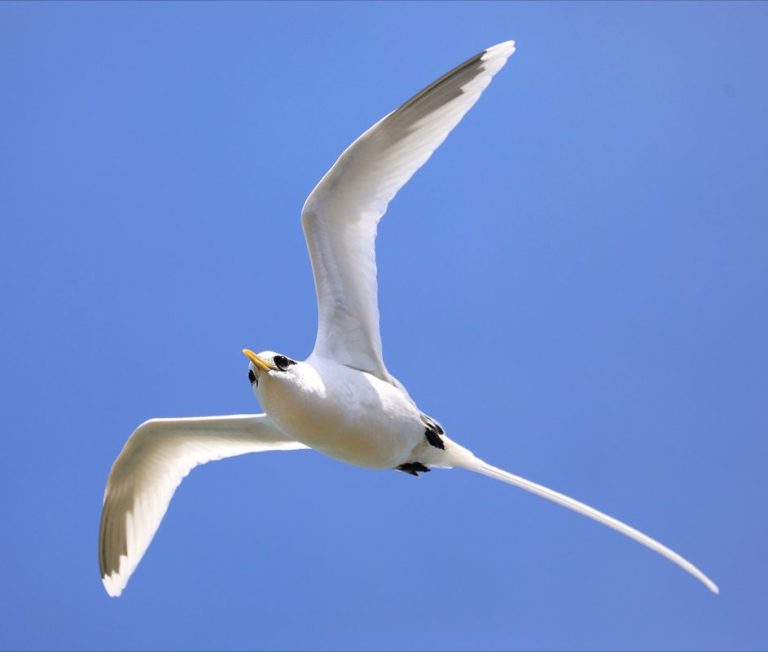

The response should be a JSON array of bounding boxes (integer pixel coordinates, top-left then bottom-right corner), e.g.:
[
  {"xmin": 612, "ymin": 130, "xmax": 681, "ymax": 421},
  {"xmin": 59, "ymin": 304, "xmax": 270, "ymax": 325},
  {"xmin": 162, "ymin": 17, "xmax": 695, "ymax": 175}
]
[{"xmin": 99, "ymin": 41, "xmax": 718, "ymax": 597}]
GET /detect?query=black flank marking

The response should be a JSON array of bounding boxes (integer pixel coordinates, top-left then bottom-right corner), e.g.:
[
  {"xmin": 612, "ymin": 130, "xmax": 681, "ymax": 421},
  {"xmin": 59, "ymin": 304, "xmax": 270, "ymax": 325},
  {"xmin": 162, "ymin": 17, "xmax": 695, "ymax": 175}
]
[
  {"xmin": 421, "ymin": 414, "xmax": 445, "ymax": 435},
  {"xmin": 425, "ymin": 427, "xmax": 445, "ymax": 450}
]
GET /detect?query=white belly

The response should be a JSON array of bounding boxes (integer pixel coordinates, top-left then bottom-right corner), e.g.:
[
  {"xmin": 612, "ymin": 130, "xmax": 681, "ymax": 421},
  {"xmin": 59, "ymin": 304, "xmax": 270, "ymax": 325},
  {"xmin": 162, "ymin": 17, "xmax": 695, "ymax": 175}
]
[{"xmin": 254, "ymin": 356, "xmax": 425, "ymax": 469}]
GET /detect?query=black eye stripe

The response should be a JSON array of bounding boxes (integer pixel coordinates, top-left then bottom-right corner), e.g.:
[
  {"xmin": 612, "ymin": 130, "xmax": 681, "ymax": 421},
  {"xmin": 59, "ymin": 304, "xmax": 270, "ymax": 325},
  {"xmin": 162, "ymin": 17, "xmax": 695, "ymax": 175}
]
[
  {"xmin": 248, "ymin": 369, "xmax": 257, "ymax": 384},
  {"xmin": 274, "ymin": 355, "xmax": 296, "ymax": 371}
]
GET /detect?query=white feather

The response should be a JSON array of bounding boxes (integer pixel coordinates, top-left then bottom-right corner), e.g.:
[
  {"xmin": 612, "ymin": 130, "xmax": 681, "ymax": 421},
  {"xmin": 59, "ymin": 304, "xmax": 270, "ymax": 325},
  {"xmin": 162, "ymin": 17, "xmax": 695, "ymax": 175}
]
[
  {"xmin": 302, "ymin": 41, "xmax": 516, "ymax": 380},
  {"xmin": 99, "ymin": 414, "xmax": 307, "ymax": 597},
  {"xmin": 441, "ymin": 440, "xmax": 720, "ymax": 594}
]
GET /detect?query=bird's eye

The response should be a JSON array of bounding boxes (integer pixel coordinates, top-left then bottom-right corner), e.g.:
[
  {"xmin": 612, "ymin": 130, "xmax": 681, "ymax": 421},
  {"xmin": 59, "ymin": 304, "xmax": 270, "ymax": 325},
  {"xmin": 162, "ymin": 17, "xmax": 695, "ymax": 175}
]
[
  {"xmin": 248, "ymin": 369, "xmax": 257, "ymax": 384},
  {"xmin": 274, "ymin": 355, "xmax": 296, "ymax": 371}
]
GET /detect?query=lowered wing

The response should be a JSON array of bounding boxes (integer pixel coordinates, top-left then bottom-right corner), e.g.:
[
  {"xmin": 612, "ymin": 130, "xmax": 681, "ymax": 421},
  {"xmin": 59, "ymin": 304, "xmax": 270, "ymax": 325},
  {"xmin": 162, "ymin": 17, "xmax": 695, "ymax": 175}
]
[{"xmin": 99, "ymin": 414, "xmax": 307, "ymax": 597}]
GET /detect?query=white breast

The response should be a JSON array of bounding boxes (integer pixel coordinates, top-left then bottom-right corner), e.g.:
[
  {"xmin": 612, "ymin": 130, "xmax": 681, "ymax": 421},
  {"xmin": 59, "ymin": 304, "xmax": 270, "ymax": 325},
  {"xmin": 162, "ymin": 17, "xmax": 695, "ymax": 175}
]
[{"xmin": 255, "ymin": 356, "xmax": 424, "ymax": 469}]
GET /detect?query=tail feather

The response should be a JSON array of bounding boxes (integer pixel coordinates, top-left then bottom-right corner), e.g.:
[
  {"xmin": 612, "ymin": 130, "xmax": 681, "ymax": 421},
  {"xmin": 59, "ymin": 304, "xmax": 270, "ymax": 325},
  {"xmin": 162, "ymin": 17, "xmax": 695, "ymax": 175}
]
[{"xmin": 446, "ymin": 444, "xmax": 719, "ymax": 594}]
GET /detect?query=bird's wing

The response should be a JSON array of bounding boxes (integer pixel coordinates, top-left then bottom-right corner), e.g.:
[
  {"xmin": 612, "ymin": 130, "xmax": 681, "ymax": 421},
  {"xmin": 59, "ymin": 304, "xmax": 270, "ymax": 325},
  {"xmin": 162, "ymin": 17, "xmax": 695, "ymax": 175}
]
[
  {"xmin": 302, "ymin": 41, "xmax": 515, "ymax": 382},
  {"xmin": 99, "ymin": 414, "xmax": 308, "ymax": 597}
]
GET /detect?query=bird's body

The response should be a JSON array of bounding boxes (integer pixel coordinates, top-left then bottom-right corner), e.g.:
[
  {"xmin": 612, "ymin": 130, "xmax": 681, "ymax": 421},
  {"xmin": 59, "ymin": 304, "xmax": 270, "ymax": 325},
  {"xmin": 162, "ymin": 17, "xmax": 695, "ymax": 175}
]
[
  {"xmin": 254, "ymin": 354, "xmax": 429, "ymax": 470},
  {"xmin": 99, "ymin": 40, "xmax": 718, "ymax": 598}
]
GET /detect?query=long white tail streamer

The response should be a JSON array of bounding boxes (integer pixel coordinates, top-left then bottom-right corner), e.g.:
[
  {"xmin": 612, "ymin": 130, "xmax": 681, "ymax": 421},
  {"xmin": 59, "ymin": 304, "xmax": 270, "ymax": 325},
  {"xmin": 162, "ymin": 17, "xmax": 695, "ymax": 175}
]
[{"xmin": 447, "ymin": 444, "xmax": 719, "ymax": 594}]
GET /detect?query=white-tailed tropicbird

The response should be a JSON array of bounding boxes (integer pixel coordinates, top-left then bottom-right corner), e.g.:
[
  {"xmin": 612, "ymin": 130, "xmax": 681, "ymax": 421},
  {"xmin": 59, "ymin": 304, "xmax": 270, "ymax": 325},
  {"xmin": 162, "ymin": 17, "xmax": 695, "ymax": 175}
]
[{"xmin": 99, "ymin": 41, "xmax": 718, "ymax": 597}]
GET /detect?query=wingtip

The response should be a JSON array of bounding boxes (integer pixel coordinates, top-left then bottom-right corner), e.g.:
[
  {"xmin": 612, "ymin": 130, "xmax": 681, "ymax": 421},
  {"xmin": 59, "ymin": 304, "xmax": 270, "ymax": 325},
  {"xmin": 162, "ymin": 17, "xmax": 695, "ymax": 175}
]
[
  {"xmin": 102, "ymin": 573, "xmax": 124, "ymax": 598},
  {"xmin": 101, "ymin": 553, "xmax": 131, "ymax": 597},
  {"xmin": 483, "ymin": 40, "xmax": 516, "ymax": 60}
]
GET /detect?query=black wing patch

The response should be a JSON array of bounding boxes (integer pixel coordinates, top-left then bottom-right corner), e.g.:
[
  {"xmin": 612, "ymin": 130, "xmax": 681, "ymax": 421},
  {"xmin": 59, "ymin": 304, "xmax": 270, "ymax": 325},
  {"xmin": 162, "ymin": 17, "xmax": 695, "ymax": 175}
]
[
  {"xmin": 421, "ymin": 414, "xmax": 445, "ymax": 450},
  {"xmin": 397, "ymin": 462, "xmax": 431, "ymax": 477}
]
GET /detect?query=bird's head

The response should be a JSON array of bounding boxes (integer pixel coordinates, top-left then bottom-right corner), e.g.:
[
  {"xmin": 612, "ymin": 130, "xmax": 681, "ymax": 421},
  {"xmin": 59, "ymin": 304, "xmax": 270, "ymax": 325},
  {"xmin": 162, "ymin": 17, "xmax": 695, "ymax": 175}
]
[{"xmin": 242, "ymin": 348, "xmax": 298, "ymax": 390}]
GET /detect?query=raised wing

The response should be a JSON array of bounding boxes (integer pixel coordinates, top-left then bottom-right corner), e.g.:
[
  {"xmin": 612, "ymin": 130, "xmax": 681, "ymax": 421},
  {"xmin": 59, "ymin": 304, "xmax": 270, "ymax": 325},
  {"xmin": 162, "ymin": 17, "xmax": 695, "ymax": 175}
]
[
  {"xmin": 302, "ymin": 41, "xmax": 515, "ymax": 381},
  {"xmin": 99, "ymin": 414, "xmax": 307, "ymax": 597}
]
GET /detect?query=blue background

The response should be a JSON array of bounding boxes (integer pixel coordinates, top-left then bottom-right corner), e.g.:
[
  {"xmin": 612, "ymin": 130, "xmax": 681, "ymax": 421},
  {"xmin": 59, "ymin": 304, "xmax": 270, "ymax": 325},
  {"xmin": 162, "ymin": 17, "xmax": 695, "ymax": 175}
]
[{"xmin": 1, "ymin": 2, "xmax": 766, "ymax": 650}]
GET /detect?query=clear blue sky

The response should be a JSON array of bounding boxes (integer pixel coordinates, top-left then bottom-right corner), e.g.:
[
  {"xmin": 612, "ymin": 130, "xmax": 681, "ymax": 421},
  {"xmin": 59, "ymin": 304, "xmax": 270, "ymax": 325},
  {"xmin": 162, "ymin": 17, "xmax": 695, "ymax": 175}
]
[{"xmin": 1, "ymin": 2, "xmax": 766, "ymax": 650}]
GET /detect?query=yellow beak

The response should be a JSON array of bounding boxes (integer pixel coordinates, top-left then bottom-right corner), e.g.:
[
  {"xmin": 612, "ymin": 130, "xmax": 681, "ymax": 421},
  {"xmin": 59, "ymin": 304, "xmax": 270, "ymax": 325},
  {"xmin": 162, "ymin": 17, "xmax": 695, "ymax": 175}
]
[{"xmin": 242, "ymin": 348, "xmax": 277, "ymax": 372}]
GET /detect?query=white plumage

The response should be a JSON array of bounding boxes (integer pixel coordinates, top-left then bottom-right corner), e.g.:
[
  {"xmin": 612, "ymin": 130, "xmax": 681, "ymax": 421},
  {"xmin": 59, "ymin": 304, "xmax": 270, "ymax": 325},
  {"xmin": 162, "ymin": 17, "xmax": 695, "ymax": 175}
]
[
  {"xmin": 99, "ymin": 41, "xmax": 718, "ymax": 598},
  {"xmin": 303, "ymin": 42, "xmax": 515, "ymax": 381},
  {"xmin": 100, "ymin": 416, "xmax": 306, "ymax": 597}
]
